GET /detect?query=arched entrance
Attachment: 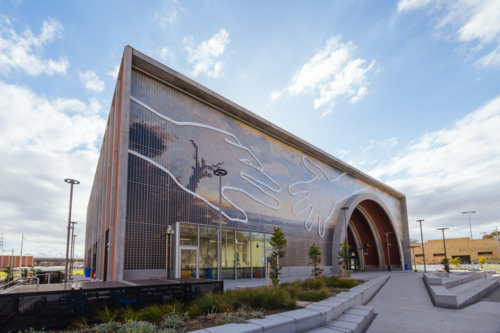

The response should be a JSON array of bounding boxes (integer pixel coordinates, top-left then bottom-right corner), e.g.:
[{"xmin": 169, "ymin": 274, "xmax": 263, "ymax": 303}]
[{"xmin": 332, "ymin": 193, "xmax": 404, "ymax": 273}]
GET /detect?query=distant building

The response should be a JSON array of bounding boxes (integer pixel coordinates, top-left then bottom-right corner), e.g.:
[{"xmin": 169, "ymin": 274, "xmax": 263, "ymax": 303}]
[
  {"xmin": 413, "ymin": 237, "xmax": 500, "ymax": 264},
  {"xmin": 33, "ymin": 257, "xmax": 84, "ymax": 267},
  {"xmin": 0, "ymin": 255, "xmax": 33, "ymax": 270}
]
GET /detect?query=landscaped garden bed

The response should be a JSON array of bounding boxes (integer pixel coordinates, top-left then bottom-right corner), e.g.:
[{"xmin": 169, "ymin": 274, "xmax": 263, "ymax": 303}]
[{"xmin": 20, "ymin": 275, "xmax": 365, "ymax": 333}]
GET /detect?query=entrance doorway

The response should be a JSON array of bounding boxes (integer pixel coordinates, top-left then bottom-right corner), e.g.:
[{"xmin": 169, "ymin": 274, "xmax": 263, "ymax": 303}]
[
  {"xmin": 348, "ymin": 251, "xmax": 359, "ymax": 270},
  {"xmin": 179, "ymin": 246, "xmax": 198, "ymax": 278}
]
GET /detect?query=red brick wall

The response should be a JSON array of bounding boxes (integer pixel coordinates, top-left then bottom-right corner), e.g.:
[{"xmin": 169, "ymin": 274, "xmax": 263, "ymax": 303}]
[
  {"xmin": 0, "ymin": 256, "xmax": 33, "ymax": 269},
  {"xmin": 359, "ymin": 200, "xmax": 401, "ymax": 266}
]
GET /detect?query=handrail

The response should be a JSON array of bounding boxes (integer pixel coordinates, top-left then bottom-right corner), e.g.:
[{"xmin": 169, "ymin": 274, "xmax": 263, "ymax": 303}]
[{"xmin": 0, "ymin": 277, "xmax": 40, "ymax": 293}]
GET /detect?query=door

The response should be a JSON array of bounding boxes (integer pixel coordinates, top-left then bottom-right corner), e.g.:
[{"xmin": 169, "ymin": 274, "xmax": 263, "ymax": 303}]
[{"xmin": 179, "ymin": 246, "xmax": 198, "ymax": 279}]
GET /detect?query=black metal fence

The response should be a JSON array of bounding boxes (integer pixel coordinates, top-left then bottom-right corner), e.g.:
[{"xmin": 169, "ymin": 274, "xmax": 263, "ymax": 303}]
[{"xmin": 0, "ymin": 279, "xmax": 223, "ymax": 332}]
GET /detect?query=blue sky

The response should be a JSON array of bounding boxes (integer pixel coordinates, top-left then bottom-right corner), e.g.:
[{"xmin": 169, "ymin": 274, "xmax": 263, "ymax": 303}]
[{"xmin": 0, "ymin": 0, "xmax": 499, "ymax": 257}]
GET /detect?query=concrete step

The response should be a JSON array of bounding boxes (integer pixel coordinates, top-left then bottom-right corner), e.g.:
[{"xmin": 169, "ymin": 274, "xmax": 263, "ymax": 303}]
[{"xmin": 457, "ymin": 275, "xmax": 500, "ymax": 309}]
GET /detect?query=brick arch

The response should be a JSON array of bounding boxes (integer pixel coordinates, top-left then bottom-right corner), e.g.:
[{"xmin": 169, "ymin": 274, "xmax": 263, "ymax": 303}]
[{"xmin": 332, "ymin": 193, "xmax": 405, "ymax": 273}]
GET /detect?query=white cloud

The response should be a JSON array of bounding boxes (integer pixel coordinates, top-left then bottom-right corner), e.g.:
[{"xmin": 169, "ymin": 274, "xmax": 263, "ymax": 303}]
[
  {"xmin": 183, "ymin": 28, "xmax": 230, "ymax": 78},
  {"xmin": 321, "ymin": 109, "xmax": 333, "ymax": 118},
  {"xmin": 398, "ymin": 0, "xmax": 500, "ymax": 68},
  {"xmin": 79, "ymin": 70, "xmax": 105, "ymax": 92},
  {"xmin": 380, "ymin": 137, "xmax": 398, "ymax": 148},
  {"xmin": 369, "ymin": 96, "xmax": 500, "ymax": 240},
  {"xmin": 107, "ymin": 65, "xmax": 119, "ymax": 79},
  {"xmin": 154, "ymin": 0, "xmax": 184, "ymax": 27},
  {"xmin": 0, "ymin": 17, "xmax": 69, "ymax": 76},
  {"xmin": 273, "ymin": 36, "xmax": 375, "ymax": 109},
  {"xmin": 336, "ymin": 149, "xmax": 350, "ymax": 158},
  {"xmin": 270, "ymin": 90, "xmax": 282, "ymax": 101},
  {"xmin": 0, "ymin": 80, "xmax": 106, "ymax": 256},
  {"xmin": 159, "ymin": 46, "xmax": 176, "ymax": 64},
  {"xmin": 361, "ymin": 139, "xmax": 375, "ymax": 153}
]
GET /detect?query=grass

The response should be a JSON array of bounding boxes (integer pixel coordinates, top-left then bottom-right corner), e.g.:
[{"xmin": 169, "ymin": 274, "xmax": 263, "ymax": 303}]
[{"xmin": 56, "ymin": 274, "xmax": 364, "ymax": 333}]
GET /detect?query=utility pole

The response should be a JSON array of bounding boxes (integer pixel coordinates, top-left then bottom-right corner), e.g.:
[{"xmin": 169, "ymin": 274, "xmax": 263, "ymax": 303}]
[
  {"xmin": 64, "ymin": 179, "xmax": 80, "ymax": 282},
  {"xmin": 19, "ymin": 233, "xmax": 25, "ymax": 270},
  {"xmin": 461, "ymin": 211, "xmax": 475, "ymax": 240}
]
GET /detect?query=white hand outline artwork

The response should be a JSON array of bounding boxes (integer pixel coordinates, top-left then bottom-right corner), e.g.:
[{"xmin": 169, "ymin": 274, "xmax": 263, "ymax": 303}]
[
  {"xmin": 129, "ymin": 96, "xmax": 281, "ymax": 223},
  {"xmin": 289, "ymin": 156, "xmax": 371, "ymax": 237}
]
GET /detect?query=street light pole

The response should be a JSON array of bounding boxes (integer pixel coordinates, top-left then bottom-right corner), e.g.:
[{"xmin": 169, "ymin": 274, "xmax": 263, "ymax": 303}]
[
  {"xmin": 19, "ymin": 233, "xmax": 26, "ymax": 274},
  {"xmin": 416, "ymin": 220, "xmax": 426, "ymax": 273},
  {"xmin": 64, "ymin": 179, "xmax": 80, "ymax": 282},
  {"xmin": 69, "ymin": 222, "xmax": 77, "ymax": 279},
  {"xmin": 496, "ymin": 227, "xmax": 500, "ymax": 264},
  {"xmin": 213, "ymin": 169, "xmax": 227, "ymax": 281},
  {"xmin": 461, "ymin": 211, "xmax": 475, "ymax": 240},
  {"xmin": 383, "ymin": 232, "xmax": 392, "ymax": 271},
  {"xmin": 437, "ymin": 228, "xmax": 450, "ymax": 260}
]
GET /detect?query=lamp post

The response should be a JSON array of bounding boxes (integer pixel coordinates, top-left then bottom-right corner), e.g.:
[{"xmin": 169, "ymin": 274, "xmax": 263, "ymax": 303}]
[
  {"xmin": 70, "ymin": 234, "xmax": 77, "ymax": 278},
  {"xmin": 64, "ymin": 179, "xmax": 80, "ymax": 283},
  {"xmin": 69, "ymin": 222, "xmax": 77, "ymax": 279},
  {"xmin": 437, "ymin": 228, "xmax": 449, "ymax": 260},
  {"xmin": 213, "ymin": 169, "xmax": 227, "ymax": 281},
  {"xmin": 408, "ymin": 245, "xmax": 420, "ymax": 272},
  {"xmin": 461, "ymin": 211, "xmax": 475, "ymax": 240},
  {"xmin": 383, "ymin": 232, "xmax": 392, "ymax": 271},
  {"xmin": 19, "ymin": 234, "xmax": 26, "ymax": 274},
  {"xmin": 416, "ymin": 220, "xmax": 426, "ymax": 273}
]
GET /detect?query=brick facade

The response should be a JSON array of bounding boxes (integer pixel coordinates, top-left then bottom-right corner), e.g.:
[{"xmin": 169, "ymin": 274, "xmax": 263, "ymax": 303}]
[{"xmin": 412, "ymin": 237, "xmax": 500, "ymax": 264}]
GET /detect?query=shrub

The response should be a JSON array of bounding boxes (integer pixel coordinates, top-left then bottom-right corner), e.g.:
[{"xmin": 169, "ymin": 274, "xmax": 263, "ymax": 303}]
[
  {"xmin": 121, "ymin": 306, "xmax": 139, "ymax": 321},
  {"xmin": 160, "ymin": 311, "xmax": 188, "ymax": 329},
  {"xmin": 323, "ymin": 276, "xmax": 357, "ymax": 289},
  {"xmin": 186, "ymin": 302, "xmax": 202, "ymax": 317},
  {"xmin": 118, "ymin": 320, "xmax": 156, "ymax": 333},
  {"xmin": 195, "ymin": 291, "xmax": 229, "ymax": 313},
  {"xmin": 162, "ymin": 301, "xmax": 185, "ymax": 314},
  {"xmin": 139, "ymin": 304, "xmax": 165, "ymax": 323},
  {"xmin": 284, "ymin": 296, "xmax": 297, "ymax": 310},
  {"xmin": 301, "ymin": 278, "xmax": 325, "ymax": 290},
  {"xmin": 94, "ymin": 306, "xmax": 121, "ymax": 323},
  {"xmin": 260, "ymin": 288, "xmax": 287, "ymax": 309},
  {"xmin": 222, "ymin": 314, "xmax": 247, "ymax": 324},
  {"xmin": 86, "ymin": 321, "xmax": 121, "ymax": 333},
  {"xmin": 297, "ymin": 287, "xmax": 330, "ymax": 302}
]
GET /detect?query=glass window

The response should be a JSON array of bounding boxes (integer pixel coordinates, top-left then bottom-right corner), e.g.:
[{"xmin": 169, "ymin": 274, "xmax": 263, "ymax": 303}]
[
  {"xmin": 199, "ymin": 226, "xmax": 218, "ymax": 280},
  {"xmin": 180, "ymin": 224, "xmax": 198, "ymax": 246},
  {"xmin": 180, "ymin": 249, "xmax": 197, "ymax": 278},
  {"xmin": 236, "ymin": 231, "xmax": 251, "ymax": 279},
  {"xmin": 265, "ymin": 233, "xmax": 272, "ymax": 250},
  {"xmin": 252, "ymin": 232, "xmax": 265, "ymax": 279},
  {"xmin": 221, "ymin": 229, "xmax": 235, "ymax": 280}
]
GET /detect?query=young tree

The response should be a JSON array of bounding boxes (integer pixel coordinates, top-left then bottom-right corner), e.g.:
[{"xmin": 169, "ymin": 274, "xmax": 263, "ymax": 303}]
[
  {"xmin": 337, "ymin": 242, "xmax": 351, "ymax": 279},
  {"xmin": 269, "ymin": 227, "xmax": 287, "ymax": 288},
  {"xmin": 441, "ymin": 258, "xmax": 450, "ymax": 273},
  {"xmin": 478, "ymin": 257, "xmax": 486, "ymax": 268},
  {"xmin": 449, "ymin": 257, "xmax": 461, "ymax": 270},
  {"xmin": 309, "ymin": 243, "xmax": 323, "ymax": 279},
  {"xmin": 2, "ymin": 265, "xmax": 14, "ymax": 283}
]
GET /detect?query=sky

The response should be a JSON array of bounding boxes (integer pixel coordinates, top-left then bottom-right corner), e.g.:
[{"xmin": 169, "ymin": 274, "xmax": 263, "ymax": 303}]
[{"xmin": 0, "ymin": 0, "xmax": 499, "ymax": 258}]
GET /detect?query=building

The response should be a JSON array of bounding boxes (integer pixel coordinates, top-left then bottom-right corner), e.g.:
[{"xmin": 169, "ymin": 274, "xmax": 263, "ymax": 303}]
[
  {"xmin": 33, "ymin": 257, "xmax": 84, "ymax": 268},
  {"xmin": 0, "ymin": 255, "xmax": 33, "ymax": 270},
  {"xmin": 412, "ymin": 237, "xmax": 500, "ymax": 264},
  {"xmin": 85, "ymin": 46, "xmax": 411, "ymax": 281}
]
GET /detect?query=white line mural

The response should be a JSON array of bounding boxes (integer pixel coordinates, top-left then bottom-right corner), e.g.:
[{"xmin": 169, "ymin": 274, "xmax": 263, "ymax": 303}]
[
  {"xmin": 289, "ymin": 156, "xmax": 371, "ymax": 237},
  {"xmin": 129, "ymin": 96, "xmax": 281, "ymax": 223}
]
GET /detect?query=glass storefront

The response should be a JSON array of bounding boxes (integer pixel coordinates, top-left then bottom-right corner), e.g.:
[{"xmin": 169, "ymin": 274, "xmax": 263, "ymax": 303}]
[
  {"xmin": 236, "ymin": 231, "xmax": 251, "ymax": 279},
  {"xmin": 222, "ymin": 229, "xmax": 236, "ymax": 280},
  {"xmin": 176, "ymin": 223, "xmax": 273, "ymax": 280},
  {"xmin": 199, "ymin": 227, "xmax": 218, "ymax": 280},
  {"xmin": 251, "ymin": 232, "xmax": 265, "ymax": 278}
]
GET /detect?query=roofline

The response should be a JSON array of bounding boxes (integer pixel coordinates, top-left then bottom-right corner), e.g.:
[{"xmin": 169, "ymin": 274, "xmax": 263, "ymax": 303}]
[{"xmin": 127, "ymin": 46, "xmax": 406, "ymax": 199}]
